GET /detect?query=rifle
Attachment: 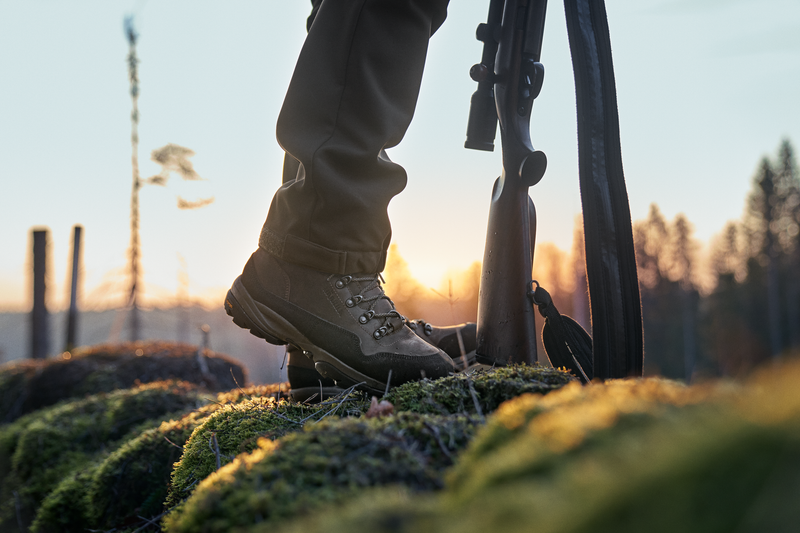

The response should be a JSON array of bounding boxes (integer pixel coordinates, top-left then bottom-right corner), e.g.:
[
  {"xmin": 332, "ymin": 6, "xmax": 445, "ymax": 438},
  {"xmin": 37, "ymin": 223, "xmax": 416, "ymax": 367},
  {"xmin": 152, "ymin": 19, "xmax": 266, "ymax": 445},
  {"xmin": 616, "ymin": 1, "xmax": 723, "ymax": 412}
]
[{"xmin": 466, "ymin": 0, "xmax": 644, "ymax": 381}]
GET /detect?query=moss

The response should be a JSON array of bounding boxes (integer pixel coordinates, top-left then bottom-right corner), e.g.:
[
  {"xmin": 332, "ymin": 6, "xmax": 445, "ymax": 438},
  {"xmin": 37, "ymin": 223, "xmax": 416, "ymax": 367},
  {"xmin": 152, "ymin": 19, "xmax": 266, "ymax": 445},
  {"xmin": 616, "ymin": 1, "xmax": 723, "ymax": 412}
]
[
  {"xmin": 0, "ymin": 380, "xmax": 204, "ymax": 532},
  {"xmin": 446, "ymin": 377, "xmax": 721, "ymax": 500},
  {"xmin": 0, "ymin": 413, "xmax": 36, "ymax": 495},
  {"xmin": 386, "ymin": 363, "xmax": 574, "ymax": 416},
  {"xmin": 0, "ymin": 341, "xmax": 248, "ymax": 423},
  {"xmin": 0, "ymin": 361, "xmax": 38, "ymax": 424},
  {"xmin": 272, "ymin": 369, "xmax": 800, "ymax": 533},
  {"xmin": 29, "ymin": 384, "xmax": 286, "ymax": 533},
  {"xmin": 27, "ymin": 469, "xmax": 95, "ymax": 533},
  {"xmin": 273, "ymin": 487, "xmax": 438, "ymax": 533},
  {"xmin": 163, "ymin": 412, "xmax": 479, "ymax": 533},
  {"xmin": 166, "ymin": 391, "xmax": 370, "ymax": 508}
]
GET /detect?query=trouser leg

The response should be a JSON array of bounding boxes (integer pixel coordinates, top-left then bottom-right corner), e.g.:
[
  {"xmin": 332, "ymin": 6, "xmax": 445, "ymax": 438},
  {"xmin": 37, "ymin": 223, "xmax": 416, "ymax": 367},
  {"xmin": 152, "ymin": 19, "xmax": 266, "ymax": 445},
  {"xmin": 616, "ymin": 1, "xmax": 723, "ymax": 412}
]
[{"xmin": 260, "ymin": 0, "xmax": 449, "ymax": 275}]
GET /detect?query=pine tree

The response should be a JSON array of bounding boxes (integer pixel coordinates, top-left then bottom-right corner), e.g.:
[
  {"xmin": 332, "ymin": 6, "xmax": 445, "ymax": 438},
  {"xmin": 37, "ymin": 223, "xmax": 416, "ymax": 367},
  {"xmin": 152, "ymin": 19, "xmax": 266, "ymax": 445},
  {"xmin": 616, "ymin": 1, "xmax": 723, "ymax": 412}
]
[
  {"xmin": 671, "ymin": 214, "xmax": 698, "ymax": 381},
  {"xmin": 634, "ymin": 205, "xmax": 684, "ymax": 378},
  {"xmin": 776, "ymin": 140, "xmax": 800, "ymax": 348}
]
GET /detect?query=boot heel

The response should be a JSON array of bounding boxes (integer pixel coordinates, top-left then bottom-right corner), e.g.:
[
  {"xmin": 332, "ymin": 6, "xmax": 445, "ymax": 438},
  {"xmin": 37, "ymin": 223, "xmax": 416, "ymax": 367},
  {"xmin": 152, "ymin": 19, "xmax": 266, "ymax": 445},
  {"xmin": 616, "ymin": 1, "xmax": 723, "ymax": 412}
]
[{"xmin": 225, "ymin": 290, "xmax": 287, "ymax": 346}]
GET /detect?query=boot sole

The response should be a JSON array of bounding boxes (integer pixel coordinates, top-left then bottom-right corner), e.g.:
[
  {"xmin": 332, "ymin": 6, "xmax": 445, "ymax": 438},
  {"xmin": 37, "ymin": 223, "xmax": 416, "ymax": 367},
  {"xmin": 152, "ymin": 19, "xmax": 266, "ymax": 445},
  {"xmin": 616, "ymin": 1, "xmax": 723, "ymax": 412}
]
[{"xmin": 225, "ymin": 276, "xmax": 389, "ymax": 393}]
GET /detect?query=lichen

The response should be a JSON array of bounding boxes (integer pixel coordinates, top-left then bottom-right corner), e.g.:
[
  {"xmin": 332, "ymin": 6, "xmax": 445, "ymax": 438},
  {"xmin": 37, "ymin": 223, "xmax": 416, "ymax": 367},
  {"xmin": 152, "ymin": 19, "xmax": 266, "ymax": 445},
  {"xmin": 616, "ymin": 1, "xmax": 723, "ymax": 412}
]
[
  {"xmin": 386, "ymin": 363, "xmax": 574, "ymax": 415},
  {"xmin": 163, "ymin": 412, "xmax": 479, "ymax": 533},
  {"xmin": 0, "ymin": 380, "xmax": 204, "ymax": 532}
]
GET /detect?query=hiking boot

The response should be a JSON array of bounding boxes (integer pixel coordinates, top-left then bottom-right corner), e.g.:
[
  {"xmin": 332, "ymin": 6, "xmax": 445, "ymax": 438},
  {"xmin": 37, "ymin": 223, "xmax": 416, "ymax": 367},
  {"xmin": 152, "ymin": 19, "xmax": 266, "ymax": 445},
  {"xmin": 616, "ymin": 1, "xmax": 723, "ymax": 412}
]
[
  {"xmin": 225, "ymin": 248, "xmax": 455, "ymax": 395},
  {"xmin": 286, "ymin": 347, "xmax": 344, "ymax": 403},
  {"xmin": 407, "ymin": 320, "xmax": 477, "ymax": 370},
  {"xmin": 287, "ymin": 321, "xmax": 478, "ymax": 402}
]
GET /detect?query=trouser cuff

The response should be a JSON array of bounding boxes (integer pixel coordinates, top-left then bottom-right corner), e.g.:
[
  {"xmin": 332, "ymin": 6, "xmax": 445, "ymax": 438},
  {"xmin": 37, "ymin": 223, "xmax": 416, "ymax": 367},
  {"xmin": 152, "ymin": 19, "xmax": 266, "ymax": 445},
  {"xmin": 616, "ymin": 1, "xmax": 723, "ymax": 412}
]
[{"xmin": 259, "ymin": 226, "xmax": 387, "ymax": 275}]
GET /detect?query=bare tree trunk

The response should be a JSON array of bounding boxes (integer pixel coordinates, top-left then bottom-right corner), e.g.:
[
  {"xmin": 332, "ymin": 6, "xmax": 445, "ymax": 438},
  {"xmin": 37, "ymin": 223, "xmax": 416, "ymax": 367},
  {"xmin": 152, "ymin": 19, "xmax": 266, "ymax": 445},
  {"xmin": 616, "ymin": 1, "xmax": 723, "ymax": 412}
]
[
  {"xmin": 126, "ymin": 18, "xmax": 142, "ymax": 342},
  {"xmin": 65, "ymin": 225, "xmax": 82, "ymax": 351},
  {"xmin": 30, "ymin": 229, "xmax": 49, "ymax": 359}
]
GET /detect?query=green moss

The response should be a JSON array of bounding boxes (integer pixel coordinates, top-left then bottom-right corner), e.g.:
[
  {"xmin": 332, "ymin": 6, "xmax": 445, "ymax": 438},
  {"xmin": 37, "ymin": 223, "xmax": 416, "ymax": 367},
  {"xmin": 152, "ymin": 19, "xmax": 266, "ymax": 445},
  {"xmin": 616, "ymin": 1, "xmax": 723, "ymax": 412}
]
[
  {"xmin": 166, "ymin": 391, "xmax": 370, "ymax": 508},
  {"xmin": 386, "ymin": 363, "xmax": 574, "ymax": 416},
  {"xmin": 0, "ymin": 380, "xmax": 204, "ymax": 532},
  {"xmin": 273, "ymin": 487, "xmax": 438, "ymax": 533},
  {"xmin": 0, "ymin": 361, "xmax": 38, "ymax": 424},
  {"xmin": 272, "ymin": 370, "xmax": 800, "ymax": 533},
  {"xmin": 164, "ymin": 412, "xmax": 478, "ymax": 533},
  {"xmin": 29, "ymin": 384, "xmax": 286, "ymax": 533},
  {"xmin": 0, "ymin": 341, "xmax": 248, "ymax": 423},
  {"xmin": 0, "ymin": 413, "xmax": 36, "ymax": 494},
  {"xmin": 27, "ymin": 469, "xmax": 95, "ymax": 533}
]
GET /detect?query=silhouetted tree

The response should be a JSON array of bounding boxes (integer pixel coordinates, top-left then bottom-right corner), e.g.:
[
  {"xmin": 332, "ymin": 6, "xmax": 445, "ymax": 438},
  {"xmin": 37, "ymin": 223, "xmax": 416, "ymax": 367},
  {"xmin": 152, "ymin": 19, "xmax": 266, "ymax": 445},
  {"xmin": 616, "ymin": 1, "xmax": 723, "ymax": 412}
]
[
  {"xmin": 634, "ymin": 205, "xmax": 697, "ymax": 379},
  {"xmin": 776, "ymin": 140, "xmax": 800, "ymax": 348},
  {"xmin": 671, "ymin": 214, "xmax": 699, "ymax": 381},
  {"xmin": 703, "ymin": 222, "xmax": 762, "ymax": 376},
  {"xmin": 740, "ymin": 140, "xmax": 800, "ymax": 358}
]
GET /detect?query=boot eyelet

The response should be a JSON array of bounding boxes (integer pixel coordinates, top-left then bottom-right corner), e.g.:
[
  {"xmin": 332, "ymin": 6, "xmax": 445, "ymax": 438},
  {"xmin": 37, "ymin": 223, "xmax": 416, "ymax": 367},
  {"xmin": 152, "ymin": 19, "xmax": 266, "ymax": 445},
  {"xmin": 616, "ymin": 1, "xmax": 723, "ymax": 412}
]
[
  {"xmin": 373, "ymin": 329, "xmax": 383, "ymax": 339},
  {"xmin": 352, "ymin": 295, "xmax": 363, "ymax": 305},
  {"xmin": 424, "ymin": 324, "xmax": 433, "ymax": 335},
  {"xmin": 345, "ymin": 298, "xmax": 355, "ymax": 308},
  {"xmin": 335, "ymin": 275, "xmax": 353, "ymax": 289},
  {"xmin": 359, "ymin": 310, "xmax": 375, "ymax": 324}
]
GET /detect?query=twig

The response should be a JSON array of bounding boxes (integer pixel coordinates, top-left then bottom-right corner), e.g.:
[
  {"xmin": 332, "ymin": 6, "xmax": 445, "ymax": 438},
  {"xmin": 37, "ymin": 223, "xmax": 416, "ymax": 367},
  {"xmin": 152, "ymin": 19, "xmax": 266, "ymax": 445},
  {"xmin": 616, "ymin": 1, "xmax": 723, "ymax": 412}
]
[
  {"xmin": 134, "ymin": 509, "xmax": 167, "ymax": 531},
  {"xmin": 280, "ymin": 347, "xmax": 288, "ymax": 370},
  {"xmin": 456, "ymin": 329, "xmax": 469, "ymax": 370},
  {"xmin": 230, "ymin": 367, "xmax": 251, "ymax": 400},
  {"xmin": 13, "ymin": 490, "xmax": 23, "ymax": 532},
  {"xmin": 209, "ymin": 432, "xmax": 222, "ymax": 470},
  {"xmin": 423, "ymin": 421, "xmax": 453, "ymax": 461},
  {"xmin": 302, "ymin": 391, "xmax": 320, "ymax": 405},
  {"xmin": 164, "ymin": 436, "xmax": 184, "ymax": 450},
  {"xmin": 268, "ymin": 409, "xmax": 303, "ymax": 426},
  {"xmin": 465, "ymin": 376, "xmax": 484, "ymax": 421},
  {"xmin": 130, "ymin": 506, "xmax": 172, "ymax": 532},
  {"xmin": 383, "ymin": 369, "xmax": 393, "ymax": 398},
  {"xmin": 313, "ymin": 382, "xmax": 365, "ymax": 424}
]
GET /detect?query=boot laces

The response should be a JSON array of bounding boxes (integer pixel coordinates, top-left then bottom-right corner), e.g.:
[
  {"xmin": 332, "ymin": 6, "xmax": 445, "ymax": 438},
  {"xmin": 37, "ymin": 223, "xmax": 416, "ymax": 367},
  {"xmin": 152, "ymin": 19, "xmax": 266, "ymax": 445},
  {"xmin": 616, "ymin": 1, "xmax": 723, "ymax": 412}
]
[{"xmin": 337, "ymin": 274, "xmax": 405, "ymax": 339}]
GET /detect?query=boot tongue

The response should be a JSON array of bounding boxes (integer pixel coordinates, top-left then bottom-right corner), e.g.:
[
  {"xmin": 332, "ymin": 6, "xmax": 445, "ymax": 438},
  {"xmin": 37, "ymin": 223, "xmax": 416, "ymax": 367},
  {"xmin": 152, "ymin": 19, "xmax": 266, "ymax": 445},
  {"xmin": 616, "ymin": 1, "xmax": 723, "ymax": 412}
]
[{"xmin": 352, "ymin": 274, "xmax": 384, "ymax": 304}]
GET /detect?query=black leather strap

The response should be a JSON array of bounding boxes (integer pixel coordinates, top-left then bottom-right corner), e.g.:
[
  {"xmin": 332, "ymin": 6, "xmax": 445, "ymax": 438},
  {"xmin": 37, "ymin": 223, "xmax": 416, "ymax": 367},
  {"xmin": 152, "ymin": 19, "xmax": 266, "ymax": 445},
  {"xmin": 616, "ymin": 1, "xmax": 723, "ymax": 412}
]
[{"xmin": 564, "ymin": 0, "xmax": 643, "ymax": 378}]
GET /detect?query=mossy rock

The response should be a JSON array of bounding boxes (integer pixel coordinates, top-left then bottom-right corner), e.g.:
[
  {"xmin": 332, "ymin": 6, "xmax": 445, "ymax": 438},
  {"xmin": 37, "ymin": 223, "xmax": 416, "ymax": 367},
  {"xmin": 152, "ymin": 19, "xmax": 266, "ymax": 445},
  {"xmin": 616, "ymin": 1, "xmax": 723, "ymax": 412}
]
[
  {"xmin": 164, "ymin": 412, "xmax": 479, "ymax": 533},
  {"xmin": 166, "ymin": 391, "xmax": 370, "ymax": 508},
  {"xmin": 275, "ymin": 367, "xmax": 800, "ymax": 533},
  {"xmin": 0, "ymin": 360, "xmax": 37, "ymax": 424},
  {"xmin": 30, "ymin": 384, "xmax": 286, "ymax": 533},
  {"xmin": 0, "ymin": 341, "xmax": 248, "ymax": 423},
  {"xmin": 385, "ymin": 363, "xmax": 574, "ymax": 416},
  {"xmin": 0, "ymin": 380, "xmax": 206, "ymax": 532}
]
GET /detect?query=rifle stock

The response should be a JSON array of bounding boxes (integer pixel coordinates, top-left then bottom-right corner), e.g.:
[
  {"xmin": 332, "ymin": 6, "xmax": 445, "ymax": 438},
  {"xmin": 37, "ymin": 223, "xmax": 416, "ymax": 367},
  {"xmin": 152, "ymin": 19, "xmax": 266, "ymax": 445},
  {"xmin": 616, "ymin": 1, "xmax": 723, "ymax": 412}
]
[
  {"xmin": 468, "ymin": 0, "xmax": 644, "ymax": 377},
  {"xmin": 470, "ymin": 0, "xmax": 548, "ymax": 365}
]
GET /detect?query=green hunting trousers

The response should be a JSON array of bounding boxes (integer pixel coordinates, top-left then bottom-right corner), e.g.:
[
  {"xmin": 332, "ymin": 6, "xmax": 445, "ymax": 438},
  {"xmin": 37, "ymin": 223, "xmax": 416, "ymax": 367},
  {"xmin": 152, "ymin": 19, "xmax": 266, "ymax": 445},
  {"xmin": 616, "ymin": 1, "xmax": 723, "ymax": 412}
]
[{"xmin": 259, "ymin": 0, "xmax": 450, "ymax": 275}]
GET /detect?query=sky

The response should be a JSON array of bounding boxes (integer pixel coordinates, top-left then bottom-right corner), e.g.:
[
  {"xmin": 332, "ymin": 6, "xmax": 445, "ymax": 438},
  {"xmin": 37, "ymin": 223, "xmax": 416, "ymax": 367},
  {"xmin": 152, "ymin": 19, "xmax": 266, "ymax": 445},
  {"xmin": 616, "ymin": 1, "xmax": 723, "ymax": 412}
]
[{"xmin": 1, "ymin": 0, "xmax": 799, "ymax": 312}]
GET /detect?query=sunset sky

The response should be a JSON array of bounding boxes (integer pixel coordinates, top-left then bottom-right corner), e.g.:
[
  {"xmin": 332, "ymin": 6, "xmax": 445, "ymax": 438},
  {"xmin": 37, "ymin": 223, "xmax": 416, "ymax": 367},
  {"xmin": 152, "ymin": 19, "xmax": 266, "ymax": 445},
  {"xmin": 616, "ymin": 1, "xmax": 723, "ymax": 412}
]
[{"xmin": 1, "ymin": 0, "xmax": 798, "ymax": 311}]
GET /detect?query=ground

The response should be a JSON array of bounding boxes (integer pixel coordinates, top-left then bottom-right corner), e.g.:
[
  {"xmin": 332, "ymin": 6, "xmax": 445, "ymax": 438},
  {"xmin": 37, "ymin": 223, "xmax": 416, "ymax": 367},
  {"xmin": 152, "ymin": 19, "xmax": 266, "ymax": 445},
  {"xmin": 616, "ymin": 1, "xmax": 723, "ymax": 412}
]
[{"xmin": 1, "ymin": 342, "xmax": 798, "ymax": 533}]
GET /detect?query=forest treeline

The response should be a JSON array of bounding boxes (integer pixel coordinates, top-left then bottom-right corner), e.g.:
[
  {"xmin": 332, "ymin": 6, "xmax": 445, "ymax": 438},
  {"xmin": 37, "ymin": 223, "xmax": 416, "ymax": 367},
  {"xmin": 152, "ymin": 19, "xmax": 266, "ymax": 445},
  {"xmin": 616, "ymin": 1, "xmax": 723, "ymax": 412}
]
[{"xmin": 384, "ymin": 138, "xmax": 800, "ymax": 380}]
